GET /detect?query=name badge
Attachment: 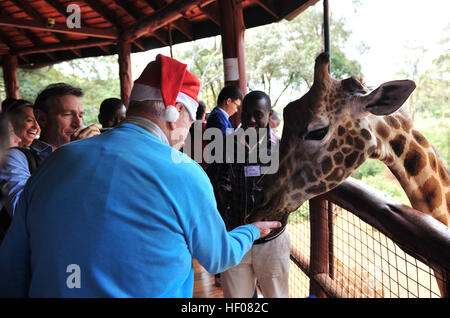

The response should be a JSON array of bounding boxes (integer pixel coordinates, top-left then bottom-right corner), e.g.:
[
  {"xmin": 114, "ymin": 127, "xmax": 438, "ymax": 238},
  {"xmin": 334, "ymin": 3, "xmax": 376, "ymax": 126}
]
[{"xmin": 244, "ymin": 165, "xmax": 261, "ymax": 177}]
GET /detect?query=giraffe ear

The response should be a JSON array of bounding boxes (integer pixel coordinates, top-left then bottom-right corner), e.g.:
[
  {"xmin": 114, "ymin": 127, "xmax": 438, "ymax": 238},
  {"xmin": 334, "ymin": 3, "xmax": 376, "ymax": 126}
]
[{"xmin": 360, "ymin": 80, "xmax": 416, "ymax": 115}]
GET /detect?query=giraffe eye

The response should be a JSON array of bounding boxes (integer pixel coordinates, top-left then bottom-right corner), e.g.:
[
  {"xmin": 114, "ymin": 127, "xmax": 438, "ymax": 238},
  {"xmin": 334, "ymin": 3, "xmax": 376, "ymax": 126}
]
[{"xmin": 305, "ymin": 126, "xmax": 329, "ymax": 140}]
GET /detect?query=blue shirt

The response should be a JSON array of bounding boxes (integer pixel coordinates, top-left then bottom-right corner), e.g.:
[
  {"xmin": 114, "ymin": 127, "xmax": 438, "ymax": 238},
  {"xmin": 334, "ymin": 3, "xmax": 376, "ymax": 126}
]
[
  {"xmin": 0, "ymin": 140, "xmax": 53, "ymax": 217},
  {"xmin": 0, "ymin": 123, "xmax": 260, "ymax": 297}
]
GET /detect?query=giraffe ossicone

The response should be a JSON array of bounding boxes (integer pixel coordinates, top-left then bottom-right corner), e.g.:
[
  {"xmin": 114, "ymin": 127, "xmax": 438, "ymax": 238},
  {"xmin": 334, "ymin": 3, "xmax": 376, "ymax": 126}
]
[{"xmin": 246, "ymin": 52, "xmax": 449, "ymax": 228}]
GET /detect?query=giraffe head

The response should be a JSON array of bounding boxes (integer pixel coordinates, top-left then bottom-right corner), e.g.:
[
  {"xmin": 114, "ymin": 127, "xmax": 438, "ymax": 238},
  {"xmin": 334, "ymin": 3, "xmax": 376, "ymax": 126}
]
[{"xmin": 246, "ymin": 52, "xmax": 416, "ymax": 223}]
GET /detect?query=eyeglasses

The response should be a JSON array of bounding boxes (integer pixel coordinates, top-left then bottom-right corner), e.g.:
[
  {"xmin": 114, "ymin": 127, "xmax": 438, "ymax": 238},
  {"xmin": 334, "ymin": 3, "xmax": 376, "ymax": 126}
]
[{"xmin": 231, "ymin": 100, "xmax": 242, "ymax": 108}]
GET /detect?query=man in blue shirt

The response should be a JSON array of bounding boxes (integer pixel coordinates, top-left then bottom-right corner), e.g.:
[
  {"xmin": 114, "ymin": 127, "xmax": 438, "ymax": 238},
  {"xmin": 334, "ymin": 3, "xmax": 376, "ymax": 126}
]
[
  {"xmin": 206, "ymin": 85, "xmax": 243, "ymax": 136},
  {"xmin": 0, "ymin": 54, "xmax": 280, "ymax": 297},
  {"xmin": 0, "ymin": 83, "xmax": 100, "ymax": 218}
]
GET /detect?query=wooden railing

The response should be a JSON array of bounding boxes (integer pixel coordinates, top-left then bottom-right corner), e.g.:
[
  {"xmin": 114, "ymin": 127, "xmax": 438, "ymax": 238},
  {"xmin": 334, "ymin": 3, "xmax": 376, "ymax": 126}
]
[{"xmin": 289, "ymin": 177, "xmax": 450, "ymax": 298}]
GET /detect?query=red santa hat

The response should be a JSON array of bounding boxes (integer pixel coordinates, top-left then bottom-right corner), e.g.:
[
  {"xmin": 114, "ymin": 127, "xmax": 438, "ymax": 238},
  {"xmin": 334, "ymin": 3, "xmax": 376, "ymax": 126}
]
[{"xmin": 129, "ymin": 54, "xmax": 200, "ymax": 122}]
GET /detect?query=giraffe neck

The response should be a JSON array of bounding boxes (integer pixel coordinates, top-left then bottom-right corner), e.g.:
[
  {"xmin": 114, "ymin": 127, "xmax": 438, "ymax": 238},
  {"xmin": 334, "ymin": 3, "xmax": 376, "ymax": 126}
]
[{"xmin": 370, "ymin": 112, "xmax": 450, "ymax": 226}]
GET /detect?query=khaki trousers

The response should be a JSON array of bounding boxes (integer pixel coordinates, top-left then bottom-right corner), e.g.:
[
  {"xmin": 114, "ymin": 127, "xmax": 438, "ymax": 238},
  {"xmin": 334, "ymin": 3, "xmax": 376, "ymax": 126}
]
[{"xmin": 221, "ymin": 230, "xmax": 290, "ymax": 298}]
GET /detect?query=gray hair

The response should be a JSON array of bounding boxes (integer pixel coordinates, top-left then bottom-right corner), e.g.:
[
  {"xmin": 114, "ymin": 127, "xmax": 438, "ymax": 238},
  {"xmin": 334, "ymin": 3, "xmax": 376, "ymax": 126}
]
[{"xmin": 127, "ymin": 100, "xmax": 190, "ymax": 123}]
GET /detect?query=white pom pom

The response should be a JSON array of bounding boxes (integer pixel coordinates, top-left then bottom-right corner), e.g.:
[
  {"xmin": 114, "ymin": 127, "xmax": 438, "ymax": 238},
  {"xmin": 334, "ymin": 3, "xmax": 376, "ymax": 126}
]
[{"xmin": 163, "ymin": 105, "xmax": 179, "ymax": 122}]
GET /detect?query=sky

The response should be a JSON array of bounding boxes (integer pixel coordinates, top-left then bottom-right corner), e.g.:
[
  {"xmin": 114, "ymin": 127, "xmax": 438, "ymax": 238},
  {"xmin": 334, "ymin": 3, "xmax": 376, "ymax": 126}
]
[
  {"xmin": 131, "ymin": 0, "xmax": 449, "ymax": 89},
  {"xmin": 330, "ymin": 0, "xmax": 449, "ymax": 86}
]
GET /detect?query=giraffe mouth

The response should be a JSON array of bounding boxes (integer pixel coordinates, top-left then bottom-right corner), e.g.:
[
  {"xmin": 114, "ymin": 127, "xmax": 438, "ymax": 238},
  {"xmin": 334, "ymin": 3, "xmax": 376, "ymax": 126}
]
[{"xmin": 245, "ymin": 190, "xmax": 291, "ymax": 224}]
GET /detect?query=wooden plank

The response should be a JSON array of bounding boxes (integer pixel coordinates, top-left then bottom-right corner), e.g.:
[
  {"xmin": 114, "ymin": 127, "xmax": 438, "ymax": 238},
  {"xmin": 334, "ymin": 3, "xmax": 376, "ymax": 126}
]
[
  {"xmin": 121, "ymin": 0, "xmax": 214, "ymax": 42},
  {"xmin": 3, "ymin": 54, "xmax": 19, "ymax": 98},
  {"xmin": 12, "ymin": 38, "xmax": 115, "ymax": 55},
  {"xmin": 0, "ymin": 16, "xmax": 118, "ymax": 39}
]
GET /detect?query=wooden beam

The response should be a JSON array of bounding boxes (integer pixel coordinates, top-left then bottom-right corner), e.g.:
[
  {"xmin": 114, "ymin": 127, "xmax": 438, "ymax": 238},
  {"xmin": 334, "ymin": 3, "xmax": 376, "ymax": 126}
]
[
  {"xmin": 309, "ymin": 197, "xmax": 329, "ymax": 298},
  {"xmin": 21, "ymin": 29, "xmax": 55, "ymax": 60},
  {"xmin": 3, "ymin": 54, "xmax": 19, "ymax": 99},
  {"xmin": 118, "ymin": 41, "xmax": 132, "ymax": 107},
  {"xmin": 255, "ymin": 0, "xmax": 280, "ymax": 19},
  {"xmin": 171, "ymin": 18, "xmax": 193, "ymax": 40},
  {"xmin": 121, "ymin": 0, "xmax": 213, "ymax": 42},
  {"xmin": 12, "ymin": 38, "xmax": 115, "ymax": 56},
  {"xmin": 83, "ymin": 0, "xmax": 125, "ymax": 30},
  {"xmin": 199, "ymin": 2, "xmax": 221, "ymax": 26},
  {"xmin": 0, "ymin": 16, "xmax": 118, "ymax": 39},
  {"xmin": 284, "ymin": 0, "xmax": 320, "ymax": 21}
]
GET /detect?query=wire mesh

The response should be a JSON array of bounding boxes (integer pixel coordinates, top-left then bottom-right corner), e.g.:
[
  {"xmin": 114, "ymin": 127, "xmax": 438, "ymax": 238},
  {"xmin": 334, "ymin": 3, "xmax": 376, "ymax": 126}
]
[{"xmin": 288, "ymin": 201, "xmax": 443, "ymax": 298}]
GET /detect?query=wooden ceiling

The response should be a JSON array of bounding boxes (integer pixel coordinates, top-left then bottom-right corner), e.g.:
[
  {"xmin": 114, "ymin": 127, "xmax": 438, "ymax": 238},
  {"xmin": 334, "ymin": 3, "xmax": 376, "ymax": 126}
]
[{"xmin": 0, "ymin": 0, "xmax": 318, "ymax": 68}]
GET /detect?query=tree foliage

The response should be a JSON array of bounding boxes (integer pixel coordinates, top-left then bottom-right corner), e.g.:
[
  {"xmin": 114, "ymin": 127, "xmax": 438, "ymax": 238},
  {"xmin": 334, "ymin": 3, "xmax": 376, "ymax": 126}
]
[{"xmin": 245, "ymin": 7, "xmax": 363, "ymax": 106}]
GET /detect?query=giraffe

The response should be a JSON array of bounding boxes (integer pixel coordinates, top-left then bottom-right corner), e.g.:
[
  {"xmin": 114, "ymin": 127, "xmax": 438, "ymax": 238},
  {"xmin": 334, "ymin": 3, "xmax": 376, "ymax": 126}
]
[
  {"xmin": 246, "ymin": 52, "xmax": 449, "ymax": 226},
  {"xmin": 245, "ymin": 52, "xmax": 450, "ymax": 296}
]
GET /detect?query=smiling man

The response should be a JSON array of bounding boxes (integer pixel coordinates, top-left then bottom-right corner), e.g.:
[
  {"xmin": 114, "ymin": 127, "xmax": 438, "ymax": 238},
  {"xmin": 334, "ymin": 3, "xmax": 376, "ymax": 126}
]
[{"xmin": 0, "ymin": 83, "xmax": 100, "ymax": 219}]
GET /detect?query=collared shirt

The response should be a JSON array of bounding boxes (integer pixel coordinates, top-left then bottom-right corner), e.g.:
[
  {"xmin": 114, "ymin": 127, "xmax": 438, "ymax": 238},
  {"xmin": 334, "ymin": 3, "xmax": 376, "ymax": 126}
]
[
  {"xmin": 121, "ymin": 116, "xmax": 169, "ymax": 145},
  {"xmin": 215, "ymin": 126, "xmax": 285, "ymax": 244},
  {"xmin": 0, "ymin": 139, "xmax": 53, "ymax": 217}
]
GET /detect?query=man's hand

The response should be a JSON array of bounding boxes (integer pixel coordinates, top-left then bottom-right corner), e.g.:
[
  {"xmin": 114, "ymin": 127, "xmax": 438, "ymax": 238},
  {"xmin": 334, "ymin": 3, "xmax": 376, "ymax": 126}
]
[
  {"xmin": 251, "ymin": 221, "xmax": 282, "ymax": 238},
  {"xmin": 71, "ymin": 124, "xmax": 101, "ymax": 141}
]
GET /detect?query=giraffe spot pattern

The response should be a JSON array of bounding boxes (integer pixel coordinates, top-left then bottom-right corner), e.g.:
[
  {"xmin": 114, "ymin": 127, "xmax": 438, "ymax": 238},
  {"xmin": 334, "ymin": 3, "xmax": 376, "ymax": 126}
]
[
  {"xmin": 389, "ymin": 134, "xmax": 406, "ymax": 157},
  {"xmin": 321, "ymin": 156, "xmax": 333, "ymax": 175},
  {"xmin": 356, "ymin": 153, "xmax": 366, "ymax": 166},
  {"xmin": 305, "ymin": 182, "xmax": 327, "ymax": 194},
  {"xmin": 361, "ymin": 129, "xmax": 371, "ymax": 140},
  {"xmin": 396, "ymin": 115, "xmax": 412, "ymax": 132},
  {"xmin": 327, "ymin": 139, "xmax": 338, "ymax": 152},
  {"xmin": 428, "ymin": 152, "xmax": 437, "ymax": 172},
  {"xmin": 345, "ymin": 136, "xmax": 353, "ymax": 145},
  {"xmin": 342, "ymin": 147, "xmax": 352, "ymax": 154},
  {"xmin": 404, "ymin": 141, "xmax": 426, "ymax": 176},
  {"xmin": 439, "ymin": 163, "xmax": 450, "ymax": 186},
  {"xmin": 292, "ymin": 171, "xmax": 306, "ymax": 189},
  {"xmin": 345, "ymin": 151, "xmax": 360, "ymax": 168},
  {"xmin": 412, "ymin": 130, "xmax": 429, "ymax": 148},
  {"xmin": 326, "ymin": 168, "xmax": 344, "ymax": 181},
  {"xmin": 385, "ymin": 116, "xmax": 400, "ymax": 129},
  {"xmin": 421, "ymin": 176, "xmax": 443, "ymax": 211},
  {"xmin": 338, "ymin": 126, "xmax": 345, "ymax": 136},
  {"xmin": 354, "ymin": 137, "xmax": 365, "ymax": 150},
  {"xmin": 333, "ymin": 152, "xmax": 344, "ymax": 165},
  {"xmin": 376, "ymin": 122, "xmax": 390, "ymax": 139}
]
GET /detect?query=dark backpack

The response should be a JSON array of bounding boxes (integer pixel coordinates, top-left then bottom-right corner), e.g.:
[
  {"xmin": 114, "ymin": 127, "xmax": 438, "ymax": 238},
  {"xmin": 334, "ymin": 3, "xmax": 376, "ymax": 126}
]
[{"xmin": 0, "ymin": 147, "xmax": 41, "ymax": 242}]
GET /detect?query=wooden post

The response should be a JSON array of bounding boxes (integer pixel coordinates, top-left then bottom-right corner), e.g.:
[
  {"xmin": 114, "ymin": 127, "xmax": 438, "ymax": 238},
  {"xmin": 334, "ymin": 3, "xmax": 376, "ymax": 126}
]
[
  {"xmin": 218, "ymin": 0, "xmax": 247, "ymax": 128},
  {"xmin": 3, "ymin": 54, "xmax": 19, "ymax": 99},
  {"xmin": 118, "ymin": 41, "xmax": 132, "ymax": 107},
  {"xmin": 309, "ymin": 197, "xmax": 329, "ymax": 298},
  {"xmin": 323, "ymin": 0, "xmax": 331, "ymax": 73}
]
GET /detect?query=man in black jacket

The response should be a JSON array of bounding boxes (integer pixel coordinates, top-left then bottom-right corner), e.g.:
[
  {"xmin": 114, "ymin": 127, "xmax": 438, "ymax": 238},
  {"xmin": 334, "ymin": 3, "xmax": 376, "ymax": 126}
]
[{"xmin": 215, "ymin": 91, "xmax": 290, "ymax": 298}]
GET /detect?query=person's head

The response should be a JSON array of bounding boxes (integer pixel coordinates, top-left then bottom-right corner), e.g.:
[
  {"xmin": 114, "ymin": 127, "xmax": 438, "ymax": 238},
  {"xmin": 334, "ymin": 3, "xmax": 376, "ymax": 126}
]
[
  {"xmin": 270, "ymin": 109, "xmax": 281, "ymax": 132},
  {"xmin": 128, "ymin": 54, "xmax": 200, "ymax": 150},
  {"xmin": 98, "ymin": 98, "xmax": 126, "ymax": 128},
  {"xmin": 2, "ymin": 97, "xmax": 17, "ymax": 113},
  {"xmin": 241, "ymin": 91, "xmax": 272, "ymax": 130},
  {"xmin": 217, "ymin": 85, "xmax": 243, "ymax": 117},
  {"xmin": 6, "ymin": 99, "xmax": 39, "ymax": 147},
  {"xmin": 196, "ymin": 101, "xmax": 206, "ymax": 121},
  {"xmin": 34, "ymin": 83, "xmax": 84, "ymax": 149}
]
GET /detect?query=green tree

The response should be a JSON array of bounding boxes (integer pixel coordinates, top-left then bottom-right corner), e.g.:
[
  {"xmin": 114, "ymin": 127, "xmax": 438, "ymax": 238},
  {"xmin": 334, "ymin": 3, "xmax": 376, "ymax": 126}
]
[
  {"xmin": 173, "ymin": 37, "xmax": 223, "ymax": 111},
  {"xmin": 245, "ymin": 6, "xmax": 364, "ymax": 107}
]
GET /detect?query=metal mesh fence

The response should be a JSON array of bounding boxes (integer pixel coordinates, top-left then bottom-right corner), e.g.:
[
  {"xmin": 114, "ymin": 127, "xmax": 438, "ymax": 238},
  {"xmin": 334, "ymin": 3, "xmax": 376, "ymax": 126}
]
[{"xmin": 288, "ymin": 201, "xmax": 442, "ymax": 298}]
